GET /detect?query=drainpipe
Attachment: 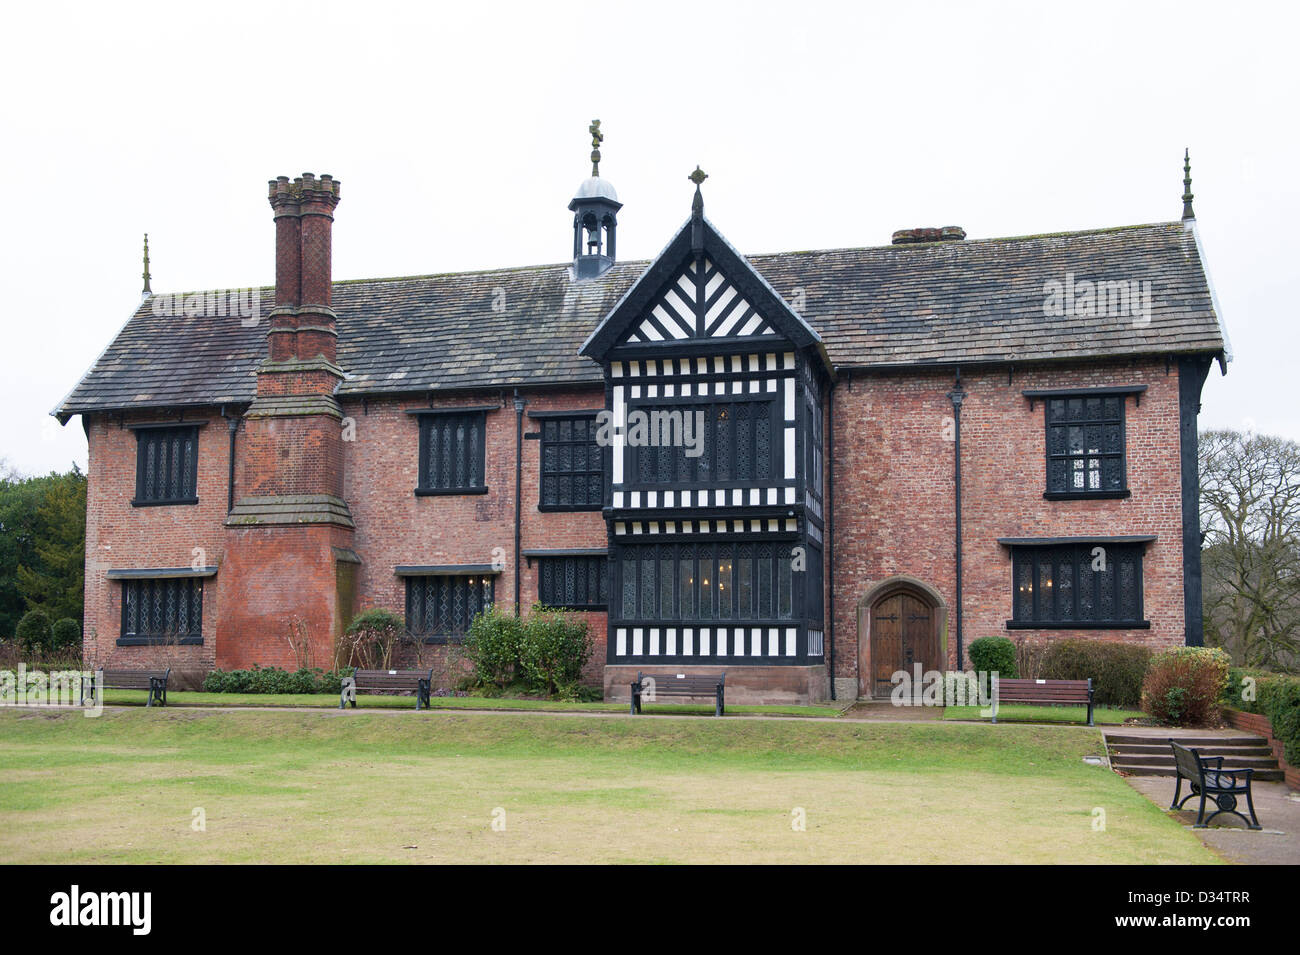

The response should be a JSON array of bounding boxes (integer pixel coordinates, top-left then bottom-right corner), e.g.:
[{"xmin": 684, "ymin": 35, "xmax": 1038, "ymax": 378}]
[
  {"xmin": 513, "ymin": 390, "xmax": 528, "ymax": 615},
  {"xmin": 947, "ymin": 372, "xmax": 967, "ymax": 671},
  {"xmin": 826, "ymin": 384, "xmax": 836, "ymax": 700},
  {"xmin": 221, "ymin": 405, "xmax": 238, "ymax": 513}
]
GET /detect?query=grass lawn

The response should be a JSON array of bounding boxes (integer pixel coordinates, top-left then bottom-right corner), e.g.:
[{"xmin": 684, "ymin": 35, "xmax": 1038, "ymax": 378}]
[
  {"xmin": 0, "ymin": 708, "xmax": 1214, "ymax": 864},
  {"xmin": 100, "ymin": 690, "xmax": 841, "ymax": 719},
  {"xmin": 943, "ymin": 704, "xmax": 1145, "ymax": 725}
]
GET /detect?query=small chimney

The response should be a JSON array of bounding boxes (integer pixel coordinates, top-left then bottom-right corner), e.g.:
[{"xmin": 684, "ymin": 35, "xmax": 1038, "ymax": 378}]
[{"xmin": 891, "ymin": 226, "xmax": 966, "ymax": 245}]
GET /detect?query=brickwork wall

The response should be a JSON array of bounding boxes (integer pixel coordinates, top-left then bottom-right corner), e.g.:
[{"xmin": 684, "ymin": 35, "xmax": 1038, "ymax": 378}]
[{"xmin": 830, "ymin": 357, "xmax": 1188, "ymax": 697}]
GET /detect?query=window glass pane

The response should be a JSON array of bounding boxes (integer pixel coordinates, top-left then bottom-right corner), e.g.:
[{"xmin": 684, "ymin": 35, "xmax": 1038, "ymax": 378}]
[
  {"xmin": 622, "ymin": 558, "xmax": 636, "ymax": 618},
  {"xmin": 777, "ymin": 549, "xmax": 793, "ymax": 619},
  {"xmin": 736, "ymin": 545, "xmax": 753, "ymax": 618},
  {"xmin": 697, "ymin": 551, "xmax": 713, "ymax": 620},
  {"xmin": 659, "ymin": 553, "xmax": 674, "ymax": 619},
  {"xmin": 716, "ymin": 548, "xmax": 732, "ymax": 618},
  {"xmin": 640, "ymin": 555, "xmax": 655, "ymax": 619}
]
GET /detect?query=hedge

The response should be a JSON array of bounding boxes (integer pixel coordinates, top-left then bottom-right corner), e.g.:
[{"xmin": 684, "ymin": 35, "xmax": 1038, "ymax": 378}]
[
  {"xmin": 1223, "ymin": 668, "xmax": 1300, "ymax": 767},
  {"xmin": 203, "ymin": 666, "xmax": 349, "ymax": 695},
  {"xmin": 1039, "ymin": 639, "xmax": 1152, "ymax": 708}
]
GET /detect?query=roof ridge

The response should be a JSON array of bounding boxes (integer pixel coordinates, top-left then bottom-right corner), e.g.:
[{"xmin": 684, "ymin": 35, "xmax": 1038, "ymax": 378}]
[{"xmin": 139, "ymin": 221, "xmax": 1183, "ymax": 300}]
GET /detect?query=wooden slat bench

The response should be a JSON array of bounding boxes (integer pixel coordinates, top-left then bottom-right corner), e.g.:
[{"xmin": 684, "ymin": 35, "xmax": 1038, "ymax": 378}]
[
  {"xmin": 630, "ymin": 671, "xmax": 725, "ymax": 716},
  {"xmin": 82, "ymin": 668, "xmax": 171, "ymax": 707},
  {"xmin": 341, "ymin": 668, "xmax": 433, "ymax": 710},
  {"xmin": 1169, "ymin": 740, "xmax": 1262, "ymax": 829},
  {"xmin": 991, "ymin": 678, "xmax": 1094, "ymax": 725}
]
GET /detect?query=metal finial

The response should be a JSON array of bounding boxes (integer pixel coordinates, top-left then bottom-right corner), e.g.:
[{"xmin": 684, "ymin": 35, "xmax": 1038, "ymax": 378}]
[
  {"xmin": 142, "ymin": 233, "xmax": 152, "ymax": 296},
  {"xmin": 1182, "ymin": 148, "xmax": 1195, "ymax": 220},
  {"xmin": 589, "ymin": 119, "xmax": 603, "ymax": 177},
  {"xmin": 689, "ymin": 165, "xmax": 707, "ymax": 222}
]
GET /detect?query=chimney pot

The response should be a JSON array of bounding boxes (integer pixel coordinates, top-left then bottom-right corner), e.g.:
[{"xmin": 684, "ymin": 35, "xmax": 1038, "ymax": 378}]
[{"xmin": 892, "ymin": 226, "xmax": 966, "ymax": 245}]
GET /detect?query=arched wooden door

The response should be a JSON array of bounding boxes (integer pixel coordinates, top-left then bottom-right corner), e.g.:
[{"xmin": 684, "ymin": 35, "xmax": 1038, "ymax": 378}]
[{"xmin": 870, "ymin": 590, "xmax": 938, "ymax": 697}]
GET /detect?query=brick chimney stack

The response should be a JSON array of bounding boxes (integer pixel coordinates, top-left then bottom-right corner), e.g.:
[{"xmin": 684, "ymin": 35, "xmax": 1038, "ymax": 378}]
[{"xmin": 220, "ymin": 172, "xmax": 356, "ymax": 672}]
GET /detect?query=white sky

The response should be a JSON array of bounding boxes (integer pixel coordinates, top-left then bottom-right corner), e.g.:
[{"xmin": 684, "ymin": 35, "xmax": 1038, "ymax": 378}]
[{"xmin": 1, "ymin": 0, "xmax": 1296, "ymax": 476}]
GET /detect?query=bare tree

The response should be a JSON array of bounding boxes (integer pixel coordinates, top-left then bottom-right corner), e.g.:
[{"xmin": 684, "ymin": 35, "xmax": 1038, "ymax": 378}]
[{"xmin": 1199, "ymin": 429, "xmax": 1300, "ymax": 672}]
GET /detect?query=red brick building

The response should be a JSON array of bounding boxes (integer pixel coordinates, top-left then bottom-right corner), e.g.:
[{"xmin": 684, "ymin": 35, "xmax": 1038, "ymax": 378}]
[{"xmin": 55, "ymin": 148, "xmax": 1229, "ymax": 703}]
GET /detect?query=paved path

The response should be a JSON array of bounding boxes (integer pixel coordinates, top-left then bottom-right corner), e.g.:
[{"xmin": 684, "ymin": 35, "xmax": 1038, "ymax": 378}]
[{"xmin": 1120, "ymin": 773, "xmax": 1300, "ymax": 865}]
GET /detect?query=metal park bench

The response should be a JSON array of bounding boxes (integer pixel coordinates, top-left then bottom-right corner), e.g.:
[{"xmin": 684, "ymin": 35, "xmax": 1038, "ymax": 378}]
[
  {"xmin": 1169, "ymin": 739, "xmax": 1262, "ymax": 830},
  {"xmin": 82, "ymin": 668, "xmax": 171, "ymax": 707},
  {"xmin": 991, "ymin": 678, "xmax": 1094, "ymax": 726},
  {"xmin": 341, "ymin": 668, "xmax": 434, "ymax": 710},
  {"xmin": 630, "ymin": 671, "xmax": 725, "ymax": 716}
]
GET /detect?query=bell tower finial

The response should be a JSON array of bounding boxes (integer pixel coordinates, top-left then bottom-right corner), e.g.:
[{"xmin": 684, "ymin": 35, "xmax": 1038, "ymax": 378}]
[
  {"xmin": 589, "ymin": 119, "xmax": 603, "ymax": 177},
  {"xmin": 569, "ymin": 120, "xmax": 622, "ymax": 279},
  {"xmin": 141, "ymin": 233, "xmax": 152, "ymax": 296},
  {"xmin": 1181, "ymin": 148, "xmax": 1196, "ymax": 220}
]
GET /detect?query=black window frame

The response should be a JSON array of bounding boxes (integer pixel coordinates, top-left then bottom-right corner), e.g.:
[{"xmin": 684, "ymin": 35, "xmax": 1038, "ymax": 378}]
[
  {"xmin": 626, "ymin": 395, "xmax": 777, "ymax": 488},
  {"xmin": 118, "ymin": 577, "xmax": 204, "ymax": 646},
  {"xmin": 416, "ymin": 411, "xmax": 488, "ymax": 496},
  {"xmin": 536, "ymin": 555, "xmax": 608, "ymax": 610},
  {"xmin": 132, "ymin": 425, "xmax": 200, "ymax": 506},
  {"xmin": 1042, "ymin": 393, "xmax": 1130, "ymax": 500},
  {"xmin": 613, "ymin": 540, "xmax": 798, "ymax": 625},
  {"xmin": 538, "ymin": 414, "xmax": 604, "ymax": 511},
  {"xmin": 405, "ymin": 573, "xmax": 495, "ymax": 643},
  {"xmin": 1007, "ymin": 542, "xmax": 1148, "ymax": 629}
]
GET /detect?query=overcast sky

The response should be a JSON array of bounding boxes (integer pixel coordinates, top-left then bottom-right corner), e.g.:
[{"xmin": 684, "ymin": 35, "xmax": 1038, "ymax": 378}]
[{"xmin": 1, "ymin": 0, "xmax": 1296, "ymax": 477}]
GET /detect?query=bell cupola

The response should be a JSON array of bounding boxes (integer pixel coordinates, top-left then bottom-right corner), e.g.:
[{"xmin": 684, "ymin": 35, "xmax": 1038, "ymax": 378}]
[{"xmin": 569, "ymin": 119, "xmax": 622, "ymax": 279}]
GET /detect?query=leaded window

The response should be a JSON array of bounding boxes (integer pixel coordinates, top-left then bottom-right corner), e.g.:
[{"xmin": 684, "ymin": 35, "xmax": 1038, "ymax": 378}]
[
  {"xmin": 418, "ymin": 413, "xmax": 486, "ymax": 494},
  {"xmin": 1045, "ymin": 395, "xmax": 1126, "ymax": 496},
  {"xmin": 628, "ymin": 399, "xmax": 774, "ymax": 486},
  {"xmin": 120, "ymin": 577, "xmax": 203, "ymax": 644},
  {"xmin": 1009, "ymin": 543, "xmax": 1144, "ymax": 627},
  {"xmin": 406, "ymin": 574, "xmax": 494, "ymax": 641},
  {"xmin": 539, "ymin": 416, "xmax": 603, "ymax": 510},
  {"xmin": 613, "ymin": 542, "xmax": 797, "ymax": 623},
  {"xmin": 537, "ymin": 555, "xmax": 607, "ymax": 610},
  {"xmin": 134, "ymin": 426, "xmax": 199, "ymax": 505}
]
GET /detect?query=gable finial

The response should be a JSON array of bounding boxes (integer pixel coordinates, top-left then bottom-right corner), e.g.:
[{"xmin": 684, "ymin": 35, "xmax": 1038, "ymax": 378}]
[
  {"xmin": 689, "ymin": 166, "xmax": 707, "ymax": 253},
  {"xmin": 689, "ymin": 165, "xmax": 707, "ymax": 217},
  {"xmin": 1182, "ymin": 148, "xmax": 1195, "ymax": 220},
  {"xmin": 589, "ymin": 119, "xmax": 603, "ymax": 177},
  {"xmin": 141, "ymin": 233, "xmax": 152, "ymax": 296}
]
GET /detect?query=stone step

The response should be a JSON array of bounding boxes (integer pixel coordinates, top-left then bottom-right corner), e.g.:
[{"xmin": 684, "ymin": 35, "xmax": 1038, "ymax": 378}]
[
  {"xmin": 1104, "ymin": 734, "xmax": 1267, "ymax": 747},
  {"xmin": 1109, "ymin": 752, "xmax": 1279, "ymax": 769},
  {"xmin": 1108, "ymin": 743, "xmax": 1273, "ymax": 757},
  {"xmin": 1113, "ymin": 763, "xmax": 1284, "ymax": 781}
]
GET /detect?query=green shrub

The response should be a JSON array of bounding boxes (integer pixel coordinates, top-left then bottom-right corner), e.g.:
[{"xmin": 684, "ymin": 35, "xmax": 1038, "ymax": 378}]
[
  {"xmin": 462, "ymin": 606, "xmax": 592, "ymax": 697},
  {"xmin": 14, "ymin": 610, "xmax": 52, "ymax": 654},
  {"xmin": 462, "ymin": 606, "xmax": 525, "ymax": 690},
  {"xmin": 201, "ymin": 666, "xmax": 350, "ymax": 695},
  {"xmin": 1039, "ymin": 639, "xmax": 1152, "ymax": 708},
  {"xmin": 1141, "ymin": 647, "xmax": 1231, "ymax": 726},
  {"xmin": 969, "ymin": 636, "xmax": 1017, "ymax": 679},
  {"xmin": 49, "ymin": 618, "xmax": 81, "ymax": 653},
  {"xmin": 518, "ymin": 606, "xmax": 592, "ymax": 696}
]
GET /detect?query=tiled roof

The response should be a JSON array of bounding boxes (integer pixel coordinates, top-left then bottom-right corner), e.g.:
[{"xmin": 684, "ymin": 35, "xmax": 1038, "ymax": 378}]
[{"xmin": 54, "ymin": 220, "xmax": 1225, "ymax": 418}]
